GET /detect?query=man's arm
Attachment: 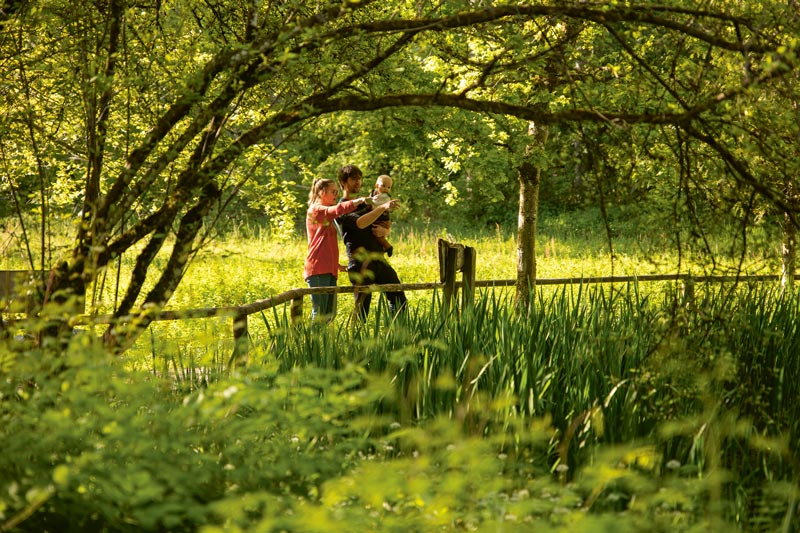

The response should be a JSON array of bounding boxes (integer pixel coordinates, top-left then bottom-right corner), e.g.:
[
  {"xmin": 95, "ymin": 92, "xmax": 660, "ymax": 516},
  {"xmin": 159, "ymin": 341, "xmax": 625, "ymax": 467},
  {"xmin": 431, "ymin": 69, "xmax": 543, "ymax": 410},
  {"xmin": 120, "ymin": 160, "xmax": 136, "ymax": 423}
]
[
  {"xmin": 372, "ymin": 224, "xmax": 390, "ymax": 238},
  {"xmin": 355, "ymin": 201, "xmax": 396, "ymax": 229}
]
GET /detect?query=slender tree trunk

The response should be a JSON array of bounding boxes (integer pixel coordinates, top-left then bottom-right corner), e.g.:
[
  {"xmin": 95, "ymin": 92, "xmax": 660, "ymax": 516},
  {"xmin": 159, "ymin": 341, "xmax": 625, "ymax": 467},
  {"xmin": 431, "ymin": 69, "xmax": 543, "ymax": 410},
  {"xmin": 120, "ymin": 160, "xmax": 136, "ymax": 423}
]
[
  {"xmin": 783, "ymin": 93, "xmax": 800, "ymax": 291},
  {"xmin": 782, "ymin": 178, "xmax": 797, "ymax": 290},
  {"xmin": 515, "ymin": 120, "xmax": 547, "ymax": 313},
  {"xmin": 516, "ymin": 163, "xmax": 538, "ymax": 312},
  {"xmin": 104, "ymin": 181, "xmax": 220, "ymax": 354},
  {"xmin": 37, "ymin": 0, "xmax": 127, "ymax": 347},
  {"xmin": 79, "ymin": 0, "xmax": 125, "ymax": 285},
  {"xmin": 781, "ymin": 215, "xmax": 795, "ymax": 289}
]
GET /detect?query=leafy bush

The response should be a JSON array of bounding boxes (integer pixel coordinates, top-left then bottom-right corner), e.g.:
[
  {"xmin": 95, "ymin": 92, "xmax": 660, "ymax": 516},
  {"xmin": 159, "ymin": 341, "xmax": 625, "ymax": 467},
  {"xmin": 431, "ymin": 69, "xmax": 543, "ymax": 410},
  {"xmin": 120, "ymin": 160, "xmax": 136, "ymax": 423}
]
[{"xmin": 1, "ymin": 282, "xmax": 798, "ymax": 531}]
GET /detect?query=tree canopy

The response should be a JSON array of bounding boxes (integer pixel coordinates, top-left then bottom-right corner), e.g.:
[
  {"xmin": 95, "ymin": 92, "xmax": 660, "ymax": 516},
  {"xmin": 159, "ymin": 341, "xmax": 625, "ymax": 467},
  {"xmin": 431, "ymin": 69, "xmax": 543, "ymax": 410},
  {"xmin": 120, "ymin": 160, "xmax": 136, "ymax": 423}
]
[{"xmin": 1, "ymin": 0, "xmax": 798, "ymax": 350}]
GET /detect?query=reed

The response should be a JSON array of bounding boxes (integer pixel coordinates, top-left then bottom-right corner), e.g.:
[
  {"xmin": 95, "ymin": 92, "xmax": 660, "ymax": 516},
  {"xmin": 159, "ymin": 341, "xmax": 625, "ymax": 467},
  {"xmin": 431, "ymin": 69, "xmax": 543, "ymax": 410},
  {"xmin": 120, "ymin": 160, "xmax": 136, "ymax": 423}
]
[
  {"xmin": 4, "ymin": 225, "xmax": 797, "ymax": 530},
  {"xmin": 239, "ymin": 280, "xmax": 799, "ymax": 529}
]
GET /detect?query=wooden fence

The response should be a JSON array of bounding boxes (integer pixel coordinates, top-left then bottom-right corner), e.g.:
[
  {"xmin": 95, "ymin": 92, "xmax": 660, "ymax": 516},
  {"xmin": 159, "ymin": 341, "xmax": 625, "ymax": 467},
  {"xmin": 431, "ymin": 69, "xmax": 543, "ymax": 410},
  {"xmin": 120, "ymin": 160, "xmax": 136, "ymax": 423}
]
[{"xmin": 1, "ymin": 239, "xmax": 791, "ymax": 358}]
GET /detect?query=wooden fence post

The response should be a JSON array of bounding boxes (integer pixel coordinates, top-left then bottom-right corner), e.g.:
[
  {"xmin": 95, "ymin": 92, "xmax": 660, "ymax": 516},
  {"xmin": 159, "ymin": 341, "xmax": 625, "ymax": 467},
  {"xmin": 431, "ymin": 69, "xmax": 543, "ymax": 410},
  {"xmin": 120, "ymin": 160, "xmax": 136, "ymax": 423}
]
[
  {"xmin": 681, "ymin": 277, "xmax": 695, "ymax": 311},
  {"xmin": 231, "ymin": 312, "xmax": 249, "ymax": 366},
  {"xmin": 290, "ymin": 297, "xmax": 303, "ymax": 324},
  {"xmin": 437, "ymin": 239, "xmax": 450, "ymax": 284},
  {"xmin": 438, "ymin": 239, "xmax": 472, "ymax": 316},
  {"xmin": 443, "ymin": 246, "xmax": 460, "ymax": 315},
  {"xmin": 461, "ymin": 246, "xmax": 476, "ymax": 312}
]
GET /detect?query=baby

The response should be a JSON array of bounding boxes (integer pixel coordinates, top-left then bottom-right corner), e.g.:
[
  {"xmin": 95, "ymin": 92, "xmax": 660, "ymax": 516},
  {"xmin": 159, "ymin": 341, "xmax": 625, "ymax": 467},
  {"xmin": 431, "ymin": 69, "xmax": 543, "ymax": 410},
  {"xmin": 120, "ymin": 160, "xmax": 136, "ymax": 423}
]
[{"xmin": 370, "ymin": 174, "xmax": 395, "ymax": 257}]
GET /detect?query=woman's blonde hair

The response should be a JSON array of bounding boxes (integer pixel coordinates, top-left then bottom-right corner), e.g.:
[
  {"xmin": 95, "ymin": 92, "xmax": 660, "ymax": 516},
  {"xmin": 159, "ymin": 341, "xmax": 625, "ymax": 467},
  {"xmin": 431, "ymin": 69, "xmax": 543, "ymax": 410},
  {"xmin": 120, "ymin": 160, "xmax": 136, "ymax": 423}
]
[{"xmin": 308, "ymin": 178, "xmax": 335, "ymax": 206}]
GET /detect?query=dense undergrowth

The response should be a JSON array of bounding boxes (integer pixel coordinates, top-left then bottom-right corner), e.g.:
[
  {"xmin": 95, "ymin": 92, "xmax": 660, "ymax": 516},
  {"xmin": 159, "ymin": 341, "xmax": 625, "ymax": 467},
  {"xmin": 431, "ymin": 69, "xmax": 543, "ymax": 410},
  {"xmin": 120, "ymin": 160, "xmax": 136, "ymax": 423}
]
[{"xmin": 1, "ymin": 281, "xmax": 798, "ymax": 531}]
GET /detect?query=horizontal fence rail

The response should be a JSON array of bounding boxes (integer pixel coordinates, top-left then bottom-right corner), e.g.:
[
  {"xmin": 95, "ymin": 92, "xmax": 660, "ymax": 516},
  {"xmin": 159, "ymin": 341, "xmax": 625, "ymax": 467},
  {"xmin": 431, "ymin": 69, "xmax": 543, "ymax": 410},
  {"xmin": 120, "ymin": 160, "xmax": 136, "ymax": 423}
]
[
  {"xmin": 0, "ymin": 264, "xmax": 781, "ymax": 364},
  {"xmin": 4, "ymin": 238, "xmax": 791, "ymax": 362},
  {"xmin": 477, "ymin": 273, "xmax": 786, "ymax": 287},
  {"xmin": 80, "ymin": 282, "xmax": 445, "ymax": 324},
  {"xmin": 76, "ymin": 272, "xmax": 785, "ymax": 326}
]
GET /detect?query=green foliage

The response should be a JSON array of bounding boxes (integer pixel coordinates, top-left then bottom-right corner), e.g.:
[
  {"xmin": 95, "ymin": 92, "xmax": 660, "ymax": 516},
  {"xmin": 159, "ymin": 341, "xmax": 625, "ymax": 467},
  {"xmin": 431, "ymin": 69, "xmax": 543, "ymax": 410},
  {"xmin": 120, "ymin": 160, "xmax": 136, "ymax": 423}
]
[
  {"xmin": 3, "ymin": 278, "xmax": 798, "ymax": 531},
  {"xmin": 2, "ymin": 0, "xmax": 800, "ymax": 524},
  {"xmin": 235, "ymin": 150, "xmax": 308, "ymax": 241},
  {"xmin": 3, "ymin": 0, "xmax": 800, "ymax": 355},
  {"xmin": 0, "ymin": 334, "xmax": 384, "ymax": 531}
]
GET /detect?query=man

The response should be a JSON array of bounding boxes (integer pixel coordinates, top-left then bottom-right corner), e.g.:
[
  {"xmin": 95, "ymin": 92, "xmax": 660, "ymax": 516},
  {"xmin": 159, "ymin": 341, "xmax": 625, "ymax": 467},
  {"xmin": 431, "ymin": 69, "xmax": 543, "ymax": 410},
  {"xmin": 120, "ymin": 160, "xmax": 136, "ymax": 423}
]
[{"xmin": 336, "ymin": 164, "xmax": 407, "ymax": 321}]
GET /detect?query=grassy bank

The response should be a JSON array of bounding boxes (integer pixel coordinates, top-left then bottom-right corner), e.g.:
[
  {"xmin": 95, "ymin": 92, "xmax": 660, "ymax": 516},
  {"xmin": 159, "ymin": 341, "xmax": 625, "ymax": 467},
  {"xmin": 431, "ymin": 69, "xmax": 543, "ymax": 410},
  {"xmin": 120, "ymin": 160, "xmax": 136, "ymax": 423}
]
[
  {"xmin": 2, "ymin": 280, "xmax": 798, "ymax": 531},
  {"xmin": 129, "ymin": 208, "xmax": 782, "ymax": 367}
]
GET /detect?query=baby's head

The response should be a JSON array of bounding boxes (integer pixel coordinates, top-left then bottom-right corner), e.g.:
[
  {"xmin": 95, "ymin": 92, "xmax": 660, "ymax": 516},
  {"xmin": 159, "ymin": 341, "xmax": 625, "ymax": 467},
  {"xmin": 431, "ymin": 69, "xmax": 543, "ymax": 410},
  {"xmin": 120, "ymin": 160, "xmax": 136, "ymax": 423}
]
[{"xmin": 375, "ymin": 175, "xmax": 393, "ymax": 195}]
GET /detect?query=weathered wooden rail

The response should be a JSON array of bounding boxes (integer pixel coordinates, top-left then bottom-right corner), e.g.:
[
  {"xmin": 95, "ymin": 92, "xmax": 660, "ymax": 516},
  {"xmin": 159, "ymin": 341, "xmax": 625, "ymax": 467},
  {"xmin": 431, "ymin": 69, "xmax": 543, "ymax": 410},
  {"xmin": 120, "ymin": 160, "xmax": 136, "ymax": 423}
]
[
  {"xmin": 82, "ymin": 272, "xmax": 788, "ymax": 358},
  {"xmin": 1, "ymin": 238, "xmax": 791, "ymax": 358}
]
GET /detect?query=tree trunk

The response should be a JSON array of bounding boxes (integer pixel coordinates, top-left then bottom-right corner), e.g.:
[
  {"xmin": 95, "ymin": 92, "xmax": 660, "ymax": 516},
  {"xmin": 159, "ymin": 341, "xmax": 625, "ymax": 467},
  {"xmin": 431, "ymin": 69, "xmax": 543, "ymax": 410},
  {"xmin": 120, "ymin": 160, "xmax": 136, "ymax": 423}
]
[
  {"xmin": 104, "ymin": 181, "xmax": 220, "ymax": 354},
  {"xmin": 515, "ymin": 120, "xmax": 547, "ymax": 313},
  {"xmin": 782, "ymin": 178, "xmax": 797, "ymax": 290},
  {"xmin": 781, "ymin": 216, "xmax": 795, "ymax": 289},
  {"xmin": 78, "ymin": 0, "xmax": 125, "ymax": 287}
]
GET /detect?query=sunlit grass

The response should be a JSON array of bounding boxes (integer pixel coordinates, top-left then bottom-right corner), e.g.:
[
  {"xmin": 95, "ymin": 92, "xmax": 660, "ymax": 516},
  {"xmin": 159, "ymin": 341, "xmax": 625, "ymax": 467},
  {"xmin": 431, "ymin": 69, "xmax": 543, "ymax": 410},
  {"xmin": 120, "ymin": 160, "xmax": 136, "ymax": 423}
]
[
  {"xmin": 3, "ymin": 215, "xmax": 798, "ymax": 531},
  {"xmin": 115, "ymin": 211, "xmax": 784, "ymax": 368},
  {"xmin": 1, "ymin": 210, "xmax": 786, "ymax": 374}
]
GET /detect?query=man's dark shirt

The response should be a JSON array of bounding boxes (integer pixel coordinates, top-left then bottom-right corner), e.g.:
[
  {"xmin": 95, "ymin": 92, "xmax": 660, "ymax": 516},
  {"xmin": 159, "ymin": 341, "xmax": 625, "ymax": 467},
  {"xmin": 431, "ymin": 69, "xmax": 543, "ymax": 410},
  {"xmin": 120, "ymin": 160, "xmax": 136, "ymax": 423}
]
[{"xmin": 336, "ymin": 201, "xmax": 384, "ymax": 269}]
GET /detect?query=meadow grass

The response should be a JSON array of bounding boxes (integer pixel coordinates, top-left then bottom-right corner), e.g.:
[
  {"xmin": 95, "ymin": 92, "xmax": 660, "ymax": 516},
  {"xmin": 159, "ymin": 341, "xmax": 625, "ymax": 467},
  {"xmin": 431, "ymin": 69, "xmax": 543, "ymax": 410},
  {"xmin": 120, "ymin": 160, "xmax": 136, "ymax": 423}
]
[
  {"xmin": 128, "ymin": 208, "xmax": 782, "ymax": 369},
  {"xmin": 2, "ymin": 213, "xmax": 798, "ymax": 531},
  {"xmin": 0, "ymin": 208, "xmax": 786, "ymax": 380}
]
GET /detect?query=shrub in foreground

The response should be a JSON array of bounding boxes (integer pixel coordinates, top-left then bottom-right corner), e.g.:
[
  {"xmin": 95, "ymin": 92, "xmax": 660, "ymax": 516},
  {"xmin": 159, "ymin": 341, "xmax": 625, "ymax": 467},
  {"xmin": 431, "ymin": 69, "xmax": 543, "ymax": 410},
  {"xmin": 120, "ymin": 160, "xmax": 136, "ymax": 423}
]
[{"xmin": 1, "ymin": 283, "xmax": 798, "ymax": 531}]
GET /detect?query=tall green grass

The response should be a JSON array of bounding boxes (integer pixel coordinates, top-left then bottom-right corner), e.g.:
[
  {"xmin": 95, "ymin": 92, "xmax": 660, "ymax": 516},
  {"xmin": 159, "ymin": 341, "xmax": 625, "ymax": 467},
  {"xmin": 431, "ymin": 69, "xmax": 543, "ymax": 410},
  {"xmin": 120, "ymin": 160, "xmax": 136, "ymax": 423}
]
[
  {"xmin": 238, "ymin": 281, "xmax": 799, "ymax": 529},
  {"xmin": 3, "ymin": 283, "xmax": 798, "ymax": 530},
  {"xmin": 3, "ymin": 216, "xmax": 796, "ymax": 531}
]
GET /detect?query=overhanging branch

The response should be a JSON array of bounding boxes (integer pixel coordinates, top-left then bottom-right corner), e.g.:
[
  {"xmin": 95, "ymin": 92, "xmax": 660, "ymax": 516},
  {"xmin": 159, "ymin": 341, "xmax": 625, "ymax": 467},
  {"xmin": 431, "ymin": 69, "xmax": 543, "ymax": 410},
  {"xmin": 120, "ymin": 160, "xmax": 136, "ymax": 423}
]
[
  {"xmin": 348, "ymin": 4, "xmax": 776, "ymax": 54},
  {"xmin": 312, "ymin": 93, "xmax": 689, "ymax": 126}
]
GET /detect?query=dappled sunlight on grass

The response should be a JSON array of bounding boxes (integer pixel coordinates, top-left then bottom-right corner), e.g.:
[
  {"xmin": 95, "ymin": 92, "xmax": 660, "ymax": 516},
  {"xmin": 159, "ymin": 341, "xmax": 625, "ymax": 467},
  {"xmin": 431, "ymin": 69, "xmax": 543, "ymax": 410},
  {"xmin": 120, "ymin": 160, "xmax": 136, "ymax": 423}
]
[
  {"xmin": 3, "ymin": 227, "xmax": 798, "ymax": 531},
  {"xmin": 124, "ymin": 221, "xmax": 784, "ymax": 334}
]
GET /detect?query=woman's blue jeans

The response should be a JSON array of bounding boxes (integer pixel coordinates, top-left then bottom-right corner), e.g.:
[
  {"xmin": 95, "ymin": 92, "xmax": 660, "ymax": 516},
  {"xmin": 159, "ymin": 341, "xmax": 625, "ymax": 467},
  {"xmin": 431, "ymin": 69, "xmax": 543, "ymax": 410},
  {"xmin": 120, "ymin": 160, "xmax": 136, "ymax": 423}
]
[{"xmin": 306, "ymin": 273, "xmax": 337, "ymax": 322}]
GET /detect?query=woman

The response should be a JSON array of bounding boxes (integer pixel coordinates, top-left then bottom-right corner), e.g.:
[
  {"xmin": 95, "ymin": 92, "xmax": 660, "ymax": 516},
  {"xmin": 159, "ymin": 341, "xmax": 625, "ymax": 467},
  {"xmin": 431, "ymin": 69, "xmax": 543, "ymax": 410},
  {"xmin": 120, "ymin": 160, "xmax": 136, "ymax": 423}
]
[{"xmin": 304, "ymin": 178, "xmax": 371, "ymax": 322}]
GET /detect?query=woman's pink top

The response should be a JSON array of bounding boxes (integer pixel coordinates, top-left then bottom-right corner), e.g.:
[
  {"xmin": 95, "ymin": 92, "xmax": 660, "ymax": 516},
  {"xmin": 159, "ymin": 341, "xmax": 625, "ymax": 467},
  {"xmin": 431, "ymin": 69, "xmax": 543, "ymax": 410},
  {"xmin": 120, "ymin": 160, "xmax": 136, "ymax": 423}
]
[{"xmin": 303, "ymin": 200, "xmax": 358, "ymax": 280}]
